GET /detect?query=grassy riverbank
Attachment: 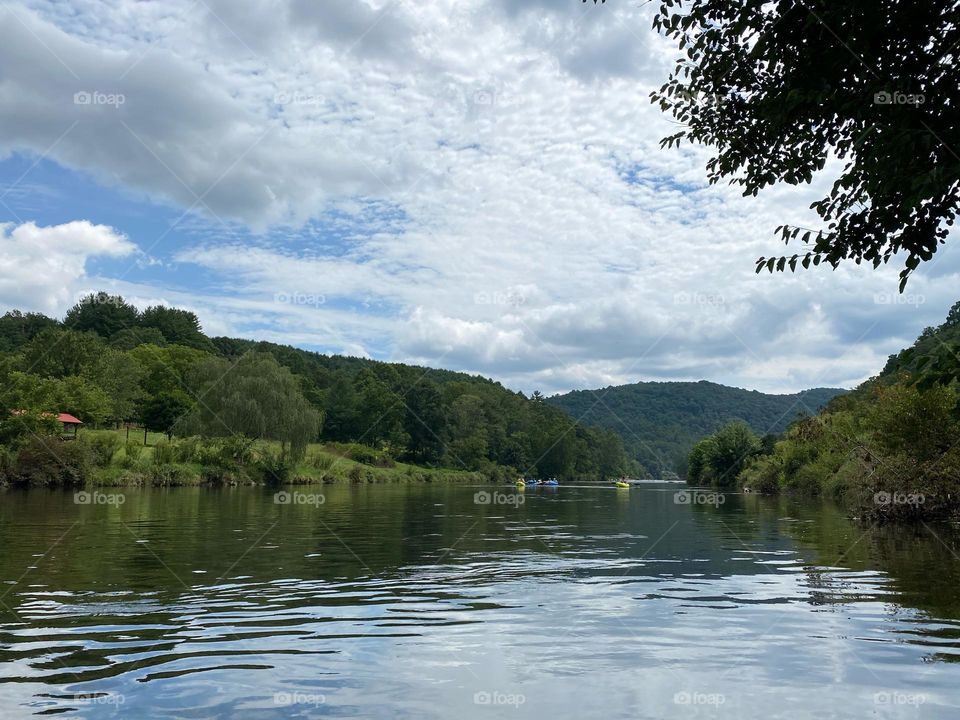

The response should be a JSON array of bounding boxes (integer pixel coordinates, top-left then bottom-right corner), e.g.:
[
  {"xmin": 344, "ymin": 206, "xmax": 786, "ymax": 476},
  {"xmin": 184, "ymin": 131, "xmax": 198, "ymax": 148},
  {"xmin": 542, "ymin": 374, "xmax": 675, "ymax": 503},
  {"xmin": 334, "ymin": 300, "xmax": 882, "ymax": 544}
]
[{"xmin": 1, "ymin": 429, "xmax": 497, "ymax": 489}]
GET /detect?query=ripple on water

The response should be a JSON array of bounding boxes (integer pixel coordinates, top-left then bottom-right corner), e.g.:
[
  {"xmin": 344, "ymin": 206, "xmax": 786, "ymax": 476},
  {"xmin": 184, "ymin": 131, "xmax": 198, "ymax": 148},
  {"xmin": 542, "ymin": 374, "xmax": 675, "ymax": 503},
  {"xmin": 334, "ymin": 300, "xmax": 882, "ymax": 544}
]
[{"xmin": 1, "ymin": 485, "xmax": 960, "ymax": 718}]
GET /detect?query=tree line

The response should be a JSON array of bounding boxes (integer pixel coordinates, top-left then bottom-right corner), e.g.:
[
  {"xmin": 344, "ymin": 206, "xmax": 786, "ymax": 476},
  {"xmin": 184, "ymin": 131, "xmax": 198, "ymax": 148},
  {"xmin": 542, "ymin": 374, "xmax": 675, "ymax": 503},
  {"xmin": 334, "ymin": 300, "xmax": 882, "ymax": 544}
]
[{"xmin": 0, "ymin": 292, "xmax": 630, "ymax": 481}]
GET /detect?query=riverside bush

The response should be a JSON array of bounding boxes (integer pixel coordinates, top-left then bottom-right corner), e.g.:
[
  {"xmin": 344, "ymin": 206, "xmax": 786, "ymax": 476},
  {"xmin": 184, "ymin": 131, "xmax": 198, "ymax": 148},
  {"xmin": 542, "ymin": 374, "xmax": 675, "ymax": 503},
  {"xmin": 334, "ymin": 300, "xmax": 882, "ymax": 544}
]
[
  {"xmin": 173, "ymin": 436, "xmax": 202, "ymax": 463},
  {"xmin": 87, "ymin": 433, "xmax": 122, "ymax": 467},
  {"xmin": 309, "ymin": 452, "xmax": 335, "ymax": 471},
  {"xmin": 257, "ymin": 451, "xmax": 291, "ymax": 485},
  {"xmin": 0, "ymin": 445, "xmax": 14, "ymax": 481},
  {"xmin": 344, "ymin": 444, "xmax": 395, "ymax": 468},
  {"xmin": 151, "ymin": 463, "xmax": 193, "ymax": 485},
  {"xmin": 121, "ymin": 440, "xmax": 144, "ymax": 468},
  {"xmin": 13, "ymin": 438, "xmax": 93, "ymax": 487},
  {"xmin": 153, "ymin": 440, "xmax": 176, "ymax": 465},
  {"xmin": 219, "ymin": 436, "xmax": 255, "ymax": 466}
]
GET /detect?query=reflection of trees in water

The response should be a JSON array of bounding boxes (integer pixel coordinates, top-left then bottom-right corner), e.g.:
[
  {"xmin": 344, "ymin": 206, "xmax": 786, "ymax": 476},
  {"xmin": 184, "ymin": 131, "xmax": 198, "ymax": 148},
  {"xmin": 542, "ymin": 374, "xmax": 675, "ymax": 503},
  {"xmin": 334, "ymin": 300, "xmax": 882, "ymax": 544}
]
[
  {"xmin": 683, "ymin": 490, "xmax": 805, "ymax": 570},
  {"xmin": 735, "ymin": 490, "xmax": 960, "ymax": 624},
  {"xmin": 801, "ymin": 566, "xmax": 877, "ymax": 608}
]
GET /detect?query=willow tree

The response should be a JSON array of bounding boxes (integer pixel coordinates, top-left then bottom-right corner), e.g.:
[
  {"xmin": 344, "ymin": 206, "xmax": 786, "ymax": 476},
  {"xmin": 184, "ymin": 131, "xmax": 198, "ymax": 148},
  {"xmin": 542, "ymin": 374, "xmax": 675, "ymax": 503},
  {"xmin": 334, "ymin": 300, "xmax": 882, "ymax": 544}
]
[
  {"xmin": 182, "ymin": 352, "xmax": 320, "ymax": 461},
  {"xmin": 643, "ymin": 0, "xmax": 959, "ymax": 289}
]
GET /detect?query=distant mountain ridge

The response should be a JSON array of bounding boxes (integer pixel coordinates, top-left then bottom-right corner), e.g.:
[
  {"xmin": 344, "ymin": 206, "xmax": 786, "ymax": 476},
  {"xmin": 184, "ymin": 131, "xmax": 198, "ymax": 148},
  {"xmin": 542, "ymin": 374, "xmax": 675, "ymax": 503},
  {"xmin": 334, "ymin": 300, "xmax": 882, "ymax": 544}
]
[{"xmin": 546, "ymin": 380, "xmax": 847, "ymax": 476}]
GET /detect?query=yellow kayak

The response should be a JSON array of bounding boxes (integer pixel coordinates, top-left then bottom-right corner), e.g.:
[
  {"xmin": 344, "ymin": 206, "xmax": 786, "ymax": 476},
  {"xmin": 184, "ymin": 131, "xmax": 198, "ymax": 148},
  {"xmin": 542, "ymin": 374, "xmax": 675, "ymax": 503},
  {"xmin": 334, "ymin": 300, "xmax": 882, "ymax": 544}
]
[
  {"xmin": 614, "ymin": 481, "xmax": 630, "ymax": 489},
  {"xmin": 515, "ymin": 481, "xmax": 526, "ymax": 488}
]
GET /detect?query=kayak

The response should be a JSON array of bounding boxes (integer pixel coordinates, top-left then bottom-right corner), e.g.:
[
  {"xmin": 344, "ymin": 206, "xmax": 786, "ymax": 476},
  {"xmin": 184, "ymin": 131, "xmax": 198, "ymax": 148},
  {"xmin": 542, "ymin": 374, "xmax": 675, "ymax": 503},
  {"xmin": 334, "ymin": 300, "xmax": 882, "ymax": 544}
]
[
  {"xmin": 614, "ymin": 481, "xmax": 630, "ymax": 489},
  {"xmin": 543, "ymin": 480, "xmax": 559, "ymax": 486},
  {"xmin": 515, "ymin": 481, "xmax": 526, "ymax": 488},
  {"xmin": 525, "ymin": 479, "xmax": 539, "ymax": 485}
]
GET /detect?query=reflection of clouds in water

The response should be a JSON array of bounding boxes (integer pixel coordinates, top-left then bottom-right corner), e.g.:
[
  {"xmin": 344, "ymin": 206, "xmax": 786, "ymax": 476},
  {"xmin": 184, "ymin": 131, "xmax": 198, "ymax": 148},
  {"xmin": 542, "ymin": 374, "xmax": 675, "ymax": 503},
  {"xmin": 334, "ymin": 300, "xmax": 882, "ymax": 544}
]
[{"xmin": 1, "ymin": 485, "xmax": 958, "ymax": 717}]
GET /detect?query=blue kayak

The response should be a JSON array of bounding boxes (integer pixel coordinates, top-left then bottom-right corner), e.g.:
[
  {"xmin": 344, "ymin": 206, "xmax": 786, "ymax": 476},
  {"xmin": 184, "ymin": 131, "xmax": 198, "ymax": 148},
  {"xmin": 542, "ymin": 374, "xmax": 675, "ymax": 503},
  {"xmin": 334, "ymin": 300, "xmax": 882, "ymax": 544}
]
[{"xmin": 543, "ymin": 480, "xmax": 559, "ymax": 486}]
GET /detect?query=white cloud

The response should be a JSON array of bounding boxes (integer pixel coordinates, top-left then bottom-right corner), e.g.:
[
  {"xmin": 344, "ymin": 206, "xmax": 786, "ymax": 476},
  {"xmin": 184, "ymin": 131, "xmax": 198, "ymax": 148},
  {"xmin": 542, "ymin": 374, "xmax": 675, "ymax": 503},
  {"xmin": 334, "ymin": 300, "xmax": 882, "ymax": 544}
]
[
  {"xmin": 0, "ymin": 0, "xmax": 956, "ymax": 394},
  {"xmin": 0, "ymin": 220, "xmax": 135, "ymax": 314}
]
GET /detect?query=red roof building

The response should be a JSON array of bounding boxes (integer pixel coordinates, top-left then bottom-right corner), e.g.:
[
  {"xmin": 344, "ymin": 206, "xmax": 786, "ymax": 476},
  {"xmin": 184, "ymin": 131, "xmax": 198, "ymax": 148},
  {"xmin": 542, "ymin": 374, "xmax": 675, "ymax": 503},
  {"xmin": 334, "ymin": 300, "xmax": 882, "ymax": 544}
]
[{"xmin": 10, "ymin": 410, "xmax": 84, "ymax": 435}]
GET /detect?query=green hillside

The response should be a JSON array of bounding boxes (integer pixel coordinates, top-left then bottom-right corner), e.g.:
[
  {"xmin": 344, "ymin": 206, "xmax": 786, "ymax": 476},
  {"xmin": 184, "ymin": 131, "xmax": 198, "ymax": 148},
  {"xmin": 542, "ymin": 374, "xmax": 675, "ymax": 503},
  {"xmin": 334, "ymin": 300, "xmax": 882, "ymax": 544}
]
[
  {"xmin": 692, "ymin": 300, "xmax": 960, "ymax": 522},
  {"xmin": 0, "ymin": 293, "xmax": 629, "ymax": 487},
  {"xmin": 547, "ymin": 381, "xmax": 846, "ymax": 475}
]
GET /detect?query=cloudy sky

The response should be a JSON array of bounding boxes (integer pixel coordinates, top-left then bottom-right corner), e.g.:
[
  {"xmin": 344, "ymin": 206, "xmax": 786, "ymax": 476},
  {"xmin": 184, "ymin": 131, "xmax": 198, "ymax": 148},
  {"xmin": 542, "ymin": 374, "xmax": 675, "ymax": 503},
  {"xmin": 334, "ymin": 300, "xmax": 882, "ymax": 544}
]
[{"xmin": 0, "ymin": 0, "xmax": 956, "ymax": 395}]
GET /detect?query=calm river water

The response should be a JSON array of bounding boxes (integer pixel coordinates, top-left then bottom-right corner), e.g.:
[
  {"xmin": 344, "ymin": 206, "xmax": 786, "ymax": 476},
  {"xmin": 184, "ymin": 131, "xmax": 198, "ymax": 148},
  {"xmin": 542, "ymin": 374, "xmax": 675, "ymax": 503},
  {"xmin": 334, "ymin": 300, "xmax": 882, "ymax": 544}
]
[{"xmin": 1, "ymin": 482, "xmax": 958, "ymax": 718}]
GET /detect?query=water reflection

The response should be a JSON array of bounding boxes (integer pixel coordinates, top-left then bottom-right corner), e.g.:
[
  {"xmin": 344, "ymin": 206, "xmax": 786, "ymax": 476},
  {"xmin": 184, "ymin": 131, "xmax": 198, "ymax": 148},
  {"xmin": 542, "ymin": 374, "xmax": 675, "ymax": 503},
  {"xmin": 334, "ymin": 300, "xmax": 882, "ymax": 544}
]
[{"xmin": 0, "ymin": 484, "xmax": 958, "ymax": 718}]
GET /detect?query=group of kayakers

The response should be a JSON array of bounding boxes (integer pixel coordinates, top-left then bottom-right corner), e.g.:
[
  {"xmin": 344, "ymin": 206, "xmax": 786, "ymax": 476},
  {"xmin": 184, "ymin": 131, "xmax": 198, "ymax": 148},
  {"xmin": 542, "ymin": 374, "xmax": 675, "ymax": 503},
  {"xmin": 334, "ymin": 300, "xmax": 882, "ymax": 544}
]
[
  {"xmin": 515, "ymin": 477, "xmax": 560, "ymax": 487},
  {"xmin": 511, "ymin": 477, "xmax": 632, "ymax": 488}
]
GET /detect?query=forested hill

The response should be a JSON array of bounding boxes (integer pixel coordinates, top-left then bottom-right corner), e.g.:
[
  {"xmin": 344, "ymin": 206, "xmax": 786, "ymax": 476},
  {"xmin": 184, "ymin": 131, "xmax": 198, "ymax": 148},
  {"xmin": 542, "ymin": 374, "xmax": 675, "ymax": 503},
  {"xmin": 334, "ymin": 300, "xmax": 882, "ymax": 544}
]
[
  {"xmin": 546, "ymin": 381, "xmax": 846, "ymax": 475},
  {"xmin": 0, "ymin": 293, "xmax": 630, "ymax": 481},
  {"xmin": 720, "ymin": 300, "xmax": 960, "ymax": 522},
  {"xmin": 877, "ymin": 302, "xmax": 960, "ymax": 386}
]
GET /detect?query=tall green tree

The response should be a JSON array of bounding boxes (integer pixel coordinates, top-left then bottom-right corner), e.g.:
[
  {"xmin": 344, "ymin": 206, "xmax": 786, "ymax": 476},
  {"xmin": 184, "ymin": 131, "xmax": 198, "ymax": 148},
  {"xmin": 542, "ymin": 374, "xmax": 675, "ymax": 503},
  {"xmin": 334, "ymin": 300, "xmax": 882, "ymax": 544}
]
[
  {"xmin": 595, "ymin": 428, "xmax": 627, "ymax": 479},
  {"xmin": 351, "ymin": 369, "xmax": 408, "ymax": 452},
  {"xmin": 0, "ymin": 310, "xmax": 59, "ymax": 352},
  {"xmin": 83, "ymin": 349, "xmax": 145, "ymax": 424},
  {"xmin": 0, "ymin": 373, "xmax": 62, "ymax": 446},
  {"xmin": 687, "ymin": 436, "xmax": 714, "ymax": 484},
  {"xmin": 944, "ymin": 300, "xmax": 960, "ymax": 329},
  {"xmin": 322, "ymin": 373, "xmax": 360, "ymax": 441},
  {"xmin": 707, "ymin": 421, "xmax": 761, "ymax": 487},
  {"xmin": 141, "ymin": 390, "xmax": 194, "ymax": 437},
  {"xmin": 445, "ymin": 394, "xmax": 489, "ymax": 469},
  {"xmin": 0, "ymin": 371, "xmax": 111, "ymax": 424},
  {"xmin": 141, "ymin": 306, "xmax": 215, "ymax": 352},
  {"xmin": 181, "ymin": 352, "xmax": 320, "ymax": 460},
  {"xmin": 64, "ymin": 293, "xmax": 140, "ymax": 337},
  {"xmin": 404, "ymin": 380, "xmax": 446, "ymax": 463},
  {"xmin": 20, "ymin": 329, "xmax": 104, "ymax": 378},
  {"xmin": 689, "ymin": 421, "xmax": 761, "ymax": 487},
  {"xmin": 109, "ymin": 326, "xmax": 168, "ymax": 350},
  {"xmin": 129, "ymin": 344, "xmax": 213, "ymax": 397}
]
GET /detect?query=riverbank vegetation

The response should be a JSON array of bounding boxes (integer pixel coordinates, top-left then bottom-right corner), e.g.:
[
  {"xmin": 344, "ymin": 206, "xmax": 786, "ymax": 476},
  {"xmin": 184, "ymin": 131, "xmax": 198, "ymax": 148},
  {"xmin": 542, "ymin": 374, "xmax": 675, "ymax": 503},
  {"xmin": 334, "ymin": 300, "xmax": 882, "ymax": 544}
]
[
  {"xmin": 0, "ymin": 293, "xmax": 631, "ymax": 488},
  {"xmin": 689, "ymin": 301, "xmax": 960, "ymax": 522},
  {"xmin": 8, "ymin": 429, "xmax": 486, "ymax": 488}
]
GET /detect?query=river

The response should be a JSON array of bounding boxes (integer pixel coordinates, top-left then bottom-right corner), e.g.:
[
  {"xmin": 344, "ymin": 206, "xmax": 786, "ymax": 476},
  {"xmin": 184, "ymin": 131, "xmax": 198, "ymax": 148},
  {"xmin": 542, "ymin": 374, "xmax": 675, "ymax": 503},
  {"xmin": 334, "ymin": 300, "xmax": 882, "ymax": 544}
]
[{"xmin": 1, "ymin": 482, "xmax": 958, "ymax": 718}]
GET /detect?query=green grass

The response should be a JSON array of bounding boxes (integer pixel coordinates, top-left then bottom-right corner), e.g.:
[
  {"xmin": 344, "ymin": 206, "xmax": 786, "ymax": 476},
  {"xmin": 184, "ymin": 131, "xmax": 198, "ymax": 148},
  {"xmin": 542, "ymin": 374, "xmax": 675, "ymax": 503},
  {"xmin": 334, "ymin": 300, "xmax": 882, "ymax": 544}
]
[
  {"xmin": 81, "ymin": 429, "xmax": 491, "ymax": 487},
  {"xmin": 291, "ymin": 447, "xmax": 484, "ymax": 485}
]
